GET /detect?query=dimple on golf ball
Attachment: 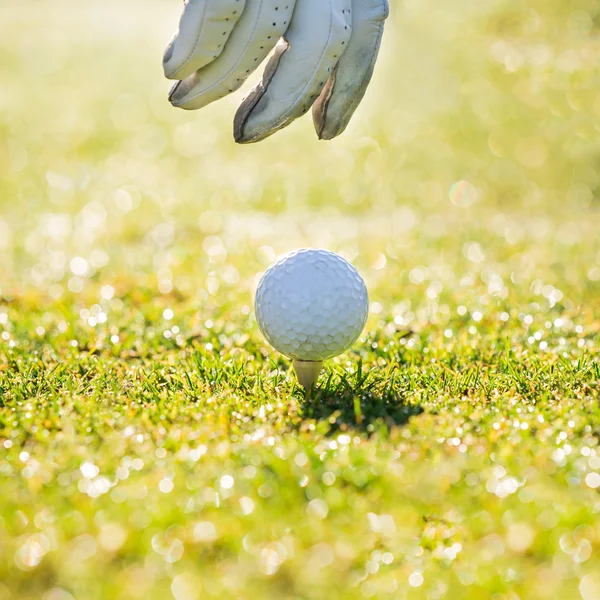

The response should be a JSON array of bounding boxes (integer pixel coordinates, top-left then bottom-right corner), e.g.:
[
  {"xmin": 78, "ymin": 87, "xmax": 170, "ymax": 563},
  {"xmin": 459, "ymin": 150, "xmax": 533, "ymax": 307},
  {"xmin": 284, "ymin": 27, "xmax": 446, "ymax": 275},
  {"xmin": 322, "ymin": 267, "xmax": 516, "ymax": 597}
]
[{"xmin": 255, "ymin": 249, "xmax": 369, "ymax": 361}]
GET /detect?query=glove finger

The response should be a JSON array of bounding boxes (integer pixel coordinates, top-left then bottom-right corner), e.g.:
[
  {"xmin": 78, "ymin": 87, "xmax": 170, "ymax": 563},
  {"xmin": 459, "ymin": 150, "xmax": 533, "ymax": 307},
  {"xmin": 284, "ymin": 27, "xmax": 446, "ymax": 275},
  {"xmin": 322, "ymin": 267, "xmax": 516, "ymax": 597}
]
[
  {"xmin": 163, "ymin": 0, "xmax": 247, "ymax": 80},
  {"xmin": 234, "ymin": 0, "xmax": 353, "ymax": 144},
  {"xmin": 313, "ymin": 0, "xmax": 388, "ymax": 140},
  {"xmin": 169, "ymin": 0, "xmax": 296, "ymax": 110}
]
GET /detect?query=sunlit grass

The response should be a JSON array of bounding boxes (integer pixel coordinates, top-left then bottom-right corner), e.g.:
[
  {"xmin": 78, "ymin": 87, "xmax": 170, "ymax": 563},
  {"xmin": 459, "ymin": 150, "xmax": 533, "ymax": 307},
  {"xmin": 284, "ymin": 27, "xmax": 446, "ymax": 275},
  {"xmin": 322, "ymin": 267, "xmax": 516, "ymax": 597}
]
[{"xmin": 0, "ymin": 1, "xmax": 599, "ymax": 599}]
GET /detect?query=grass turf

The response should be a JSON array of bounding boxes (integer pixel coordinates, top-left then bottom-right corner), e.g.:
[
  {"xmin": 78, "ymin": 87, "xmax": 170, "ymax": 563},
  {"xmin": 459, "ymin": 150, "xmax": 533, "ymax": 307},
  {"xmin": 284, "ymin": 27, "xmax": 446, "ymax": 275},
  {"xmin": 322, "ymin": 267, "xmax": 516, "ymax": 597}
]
[{"xmin": 1, "ymin": 1, "xmax": 600, "ymax": 599}]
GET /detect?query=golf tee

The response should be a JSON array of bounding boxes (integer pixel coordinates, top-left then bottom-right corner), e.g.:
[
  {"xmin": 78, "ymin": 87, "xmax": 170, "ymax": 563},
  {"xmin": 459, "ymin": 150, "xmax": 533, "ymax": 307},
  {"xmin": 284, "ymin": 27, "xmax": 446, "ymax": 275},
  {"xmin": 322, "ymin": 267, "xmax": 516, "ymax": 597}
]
[{"xmin": 292, "ymin": 360, "xmax": 323, "ymax": 390}]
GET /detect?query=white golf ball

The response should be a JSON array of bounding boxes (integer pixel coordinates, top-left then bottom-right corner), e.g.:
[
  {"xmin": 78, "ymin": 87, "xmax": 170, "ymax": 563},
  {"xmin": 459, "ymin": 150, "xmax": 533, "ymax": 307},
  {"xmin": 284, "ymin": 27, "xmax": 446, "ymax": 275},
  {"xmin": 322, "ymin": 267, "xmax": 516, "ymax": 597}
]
[{"xmin": 255, "ymin": 249, "xmax": 369, "ymax": 361}]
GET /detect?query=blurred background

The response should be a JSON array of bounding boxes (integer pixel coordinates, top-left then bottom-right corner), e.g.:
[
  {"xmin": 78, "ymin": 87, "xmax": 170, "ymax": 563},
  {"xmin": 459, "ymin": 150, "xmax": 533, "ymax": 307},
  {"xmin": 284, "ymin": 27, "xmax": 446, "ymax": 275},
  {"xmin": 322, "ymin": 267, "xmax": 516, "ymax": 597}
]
[
  {"xmin": 1, "ymin": 3, "xmax": 600, "ymax": 600},
  {"xmin": 0, "ymin": 0, "xmax": 599, "ymax": 318}
]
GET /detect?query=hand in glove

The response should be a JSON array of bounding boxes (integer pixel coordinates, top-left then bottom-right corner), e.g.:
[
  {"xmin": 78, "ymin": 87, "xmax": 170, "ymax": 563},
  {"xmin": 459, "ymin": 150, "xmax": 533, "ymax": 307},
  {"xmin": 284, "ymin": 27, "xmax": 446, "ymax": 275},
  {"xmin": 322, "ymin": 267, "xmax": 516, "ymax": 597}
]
[{"xmin": 163, "ymin": 0, "xmax": 389, "ymax": 143}]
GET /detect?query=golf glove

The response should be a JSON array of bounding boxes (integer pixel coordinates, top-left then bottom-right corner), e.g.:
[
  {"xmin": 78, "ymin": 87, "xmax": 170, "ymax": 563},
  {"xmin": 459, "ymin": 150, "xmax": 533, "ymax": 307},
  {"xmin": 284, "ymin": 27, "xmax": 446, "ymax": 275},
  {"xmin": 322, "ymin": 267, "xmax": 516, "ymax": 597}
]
[{"xmin": 164, "ymin": 0, "xmax": 389, "ymax": 143}]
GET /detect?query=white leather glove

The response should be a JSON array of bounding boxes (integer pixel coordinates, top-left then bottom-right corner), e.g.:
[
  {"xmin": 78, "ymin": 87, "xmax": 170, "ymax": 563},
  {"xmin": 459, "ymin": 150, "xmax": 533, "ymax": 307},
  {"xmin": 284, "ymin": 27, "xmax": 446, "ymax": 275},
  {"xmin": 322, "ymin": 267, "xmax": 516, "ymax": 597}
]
[{"xmin": 163, "ymin": 0, "xmax": 389, "ymax": 143}]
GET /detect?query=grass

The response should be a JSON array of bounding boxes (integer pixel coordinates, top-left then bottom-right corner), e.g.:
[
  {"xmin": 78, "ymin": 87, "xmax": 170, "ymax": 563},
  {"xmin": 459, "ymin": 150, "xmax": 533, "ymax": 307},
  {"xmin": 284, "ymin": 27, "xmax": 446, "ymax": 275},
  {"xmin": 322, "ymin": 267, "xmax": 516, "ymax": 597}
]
[{"xmin": 1, "ymin": 0, "xmax": 600, "ymax": 599}]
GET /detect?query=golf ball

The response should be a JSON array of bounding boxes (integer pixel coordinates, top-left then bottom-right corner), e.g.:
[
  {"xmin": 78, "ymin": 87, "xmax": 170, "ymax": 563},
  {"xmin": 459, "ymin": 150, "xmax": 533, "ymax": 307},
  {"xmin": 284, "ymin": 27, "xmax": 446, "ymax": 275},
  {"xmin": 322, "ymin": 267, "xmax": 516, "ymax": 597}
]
[{"xmin": 255, "ymin": 249, "xmax": 369, "ymax": 361}]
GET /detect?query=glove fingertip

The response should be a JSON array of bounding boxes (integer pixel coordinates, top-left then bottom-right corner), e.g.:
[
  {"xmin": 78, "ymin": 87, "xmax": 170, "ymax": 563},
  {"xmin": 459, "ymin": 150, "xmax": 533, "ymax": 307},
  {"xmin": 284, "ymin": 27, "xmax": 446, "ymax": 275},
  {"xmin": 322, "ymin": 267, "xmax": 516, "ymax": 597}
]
[
  {"xmin": 162, "ymin": 41, "xmax": 177, "ymax": 79},
  {"xmin": 168, "ymin": 81, "xmax": 181, "ymax": 106},
  {"xmin": 233, "ymin": 40, "xmax": 290, "ymax": 144},
  {"xmin": 168, "ymin": 79, "xmax": 203, "ymax": 110}
]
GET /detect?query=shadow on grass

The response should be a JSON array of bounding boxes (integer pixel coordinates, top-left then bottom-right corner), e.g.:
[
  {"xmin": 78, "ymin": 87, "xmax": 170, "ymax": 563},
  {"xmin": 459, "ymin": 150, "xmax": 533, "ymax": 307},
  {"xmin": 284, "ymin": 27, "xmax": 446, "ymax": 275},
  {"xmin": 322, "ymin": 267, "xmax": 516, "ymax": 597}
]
[{"xmin": 298, "ymin": 362, "xmax": 423, "ymax": 434}]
